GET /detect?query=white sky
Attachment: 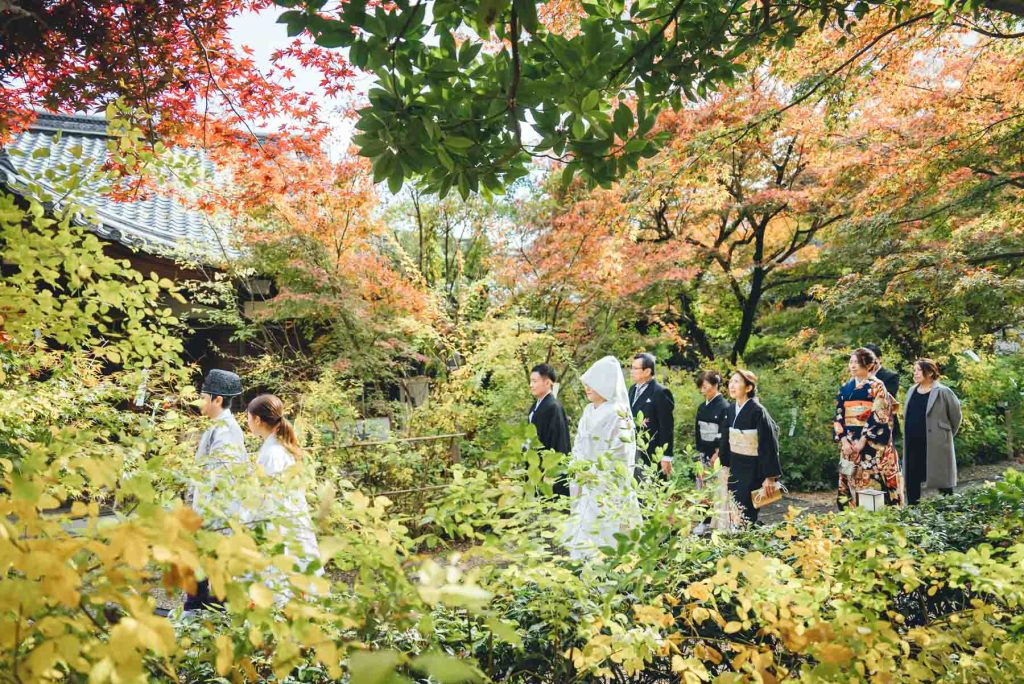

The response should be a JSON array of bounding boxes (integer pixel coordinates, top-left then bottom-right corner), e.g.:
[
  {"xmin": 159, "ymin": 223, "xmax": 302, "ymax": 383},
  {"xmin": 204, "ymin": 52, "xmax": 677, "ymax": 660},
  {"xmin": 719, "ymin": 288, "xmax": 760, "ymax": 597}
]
[{"xmin": 228, "ymin": 6, "xmax": 363, "ymax": 155}]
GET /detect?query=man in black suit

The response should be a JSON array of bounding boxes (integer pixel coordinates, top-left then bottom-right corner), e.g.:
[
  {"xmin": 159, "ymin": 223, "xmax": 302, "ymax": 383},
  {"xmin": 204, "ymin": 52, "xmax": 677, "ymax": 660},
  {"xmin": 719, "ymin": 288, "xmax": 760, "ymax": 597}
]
[
  {"xmin": 628, "ymin": 352, "xmax": 675, "ymax": 480},
  {"xmin": 864, "ymin": 344, "xmax": 899, "ymax": 397},
  {"xmin": 527, "ymin": 363, "xmax": 572, "ymax": 496},
  {"xmin": 865, "ymin": 343, "xmax": 901, "ymax": 440}
]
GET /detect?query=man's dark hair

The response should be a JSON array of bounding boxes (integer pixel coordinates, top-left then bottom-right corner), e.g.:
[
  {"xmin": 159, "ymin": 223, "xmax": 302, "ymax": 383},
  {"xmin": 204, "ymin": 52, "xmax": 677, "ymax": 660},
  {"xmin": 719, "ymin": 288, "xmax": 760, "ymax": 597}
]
[
  {"xmin": 695, "ymin": 370, "xmax": 722, "ymax": 389},
  {"xmin": 864, "ymin": 343, "xmax": 882, "ymax": 361},
  {"xmin": 634, "ymin": 352, "xmax": 656, "ymax": 376},
  {"xmin": 531, "ymin": 363, "xmax": 557, "ymax": 383},
  {"xmin": 211, "ymin": 394, "xmax": 236, "ymax": 411}
]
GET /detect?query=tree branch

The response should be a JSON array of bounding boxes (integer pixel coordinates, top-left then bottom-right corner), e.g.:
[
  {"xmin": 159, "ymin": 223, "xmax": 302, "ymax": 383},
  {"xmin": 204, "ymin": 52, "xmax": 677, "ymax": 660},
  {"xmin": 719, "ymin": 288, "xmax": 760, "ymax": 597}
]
[
  {"xmin": 507, "ymin": 8, "xmax": 523, "ymax": 147},
  {"xmin": 981, "ymin": 0, "xmax": 1024, "ymax": 19},
  {"xmin": 607, "ymin": 0, "xmax": 686, "ymax": 84}
]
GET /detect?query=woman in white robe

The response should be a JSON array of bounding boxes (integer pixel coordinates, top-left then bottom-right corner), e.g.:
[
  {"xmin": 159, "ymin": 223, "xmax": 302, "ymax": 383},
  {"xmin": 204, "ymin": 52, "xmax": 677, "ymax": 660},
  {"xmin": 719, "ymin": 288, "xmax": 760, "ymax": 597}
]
[
  {"xmin": 563, "ymin": 356, "xmax": 642, "ymax": 560},
  {"xmin": 245, "ymin": 394, "xmax": 321, "ymax": 576}
]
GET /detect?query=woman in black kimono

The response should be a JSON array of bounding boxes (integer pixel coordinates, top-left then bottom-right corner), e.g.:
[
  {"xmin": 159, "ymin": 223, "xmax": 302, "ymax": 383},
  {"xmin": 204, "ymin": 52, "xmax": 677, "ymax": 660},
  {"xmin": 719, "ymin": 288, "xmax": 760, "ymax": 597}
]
[
  {"xmin": 718, "ymin": 370, "xmax": 782, "ymax": 524},
  {"xmin": 694, "ymin": 370, "xmax": 729, "ymax": 487}
]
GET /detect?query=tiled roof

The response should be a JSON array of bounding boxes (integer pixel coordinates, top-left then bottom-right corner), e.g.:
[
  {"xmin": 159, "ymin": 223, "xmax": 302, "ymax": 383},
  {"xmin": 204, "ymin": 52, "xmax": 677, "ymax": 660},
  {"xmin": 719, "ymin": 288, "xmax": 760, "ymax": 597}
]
[{"xmin": 0, "ymin": 112, "xmax": 238, "ymax": 263}]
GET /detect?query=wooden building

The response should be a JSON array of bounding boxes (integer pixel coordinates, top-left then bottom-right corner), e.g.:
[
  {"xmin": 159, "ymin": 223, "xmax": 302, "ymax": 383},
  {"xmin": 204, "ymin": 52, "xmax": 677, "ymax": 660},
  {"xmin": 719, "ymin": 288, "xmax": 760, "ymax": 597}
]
[{"xmin": 0, "ymin": 112, "xmax": 260, "ymax": 373}]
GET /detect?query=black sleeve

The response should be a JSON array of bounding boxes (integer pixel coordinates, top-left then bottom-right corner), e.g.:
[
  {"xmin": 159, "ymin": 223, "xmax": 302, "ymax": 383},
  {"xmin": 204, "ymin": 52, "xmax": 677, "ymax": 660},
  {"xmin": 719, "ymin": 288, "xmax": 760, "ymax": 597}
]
[
  {"xmin": 757, "ymin": 406, "xmax": 782, "ymax": 479},
  {"xmin": 719, "ymin": 409, "xmax": 732, "ymax": 468},
  {"xmin": 552, "ymin": 404, "xmax": 571, "ymax": 455},
  {"xmin": 654, "ymin": 387, "xmax": 675, "ymax": 459},
  {"xmin": 883, "ymin": 369, "xmax": 899, "ymax": 399}
]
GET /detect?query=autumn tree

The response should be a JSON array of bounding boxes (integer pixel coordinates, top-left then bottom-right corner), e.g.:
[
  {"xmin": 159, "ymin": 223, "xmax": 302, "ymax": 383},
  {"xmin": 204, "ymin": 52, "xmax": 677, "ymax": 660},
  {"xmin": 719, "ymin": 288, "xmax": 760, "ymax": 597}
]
[
  {"xmin": 628, "ymin": 78, "xmax": 854, "ymax": 363},
  {"xmin": 500, "ymin": 174, "xmax": 650, "ymax": 362},
  {"xmin": 506, "ymin": 11, "xmax": 1024, "ymax": 365},
  {"xmin": 384, "ymin": 189, "xmax": 501, "ymax": 327},
  {"xmin": 797, "ymin": 23, "xmax": 1024, "ymax": 357},
  {"xmin": 1, "ymin": 0, "xmax": 354, "ymax": 166},
  {"xmin": 278, "ymin": 0, "xmax": 1024, "ymax": 192}
]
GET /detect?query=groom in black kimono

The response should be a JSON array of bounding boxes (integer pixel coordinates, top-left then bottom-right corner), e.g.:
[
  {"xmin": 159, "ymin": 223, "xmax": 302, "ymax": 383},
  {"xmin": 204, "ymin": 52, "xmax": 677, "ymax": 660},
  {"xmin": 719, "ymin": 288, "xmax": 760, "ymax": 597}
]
[
  {"xmin": 527, "ymin": 364, "xmax": 571, "ymax": 496},
  {"xmin": 628, "ymin": 353, "xmax": 675, "ymax": 481}
]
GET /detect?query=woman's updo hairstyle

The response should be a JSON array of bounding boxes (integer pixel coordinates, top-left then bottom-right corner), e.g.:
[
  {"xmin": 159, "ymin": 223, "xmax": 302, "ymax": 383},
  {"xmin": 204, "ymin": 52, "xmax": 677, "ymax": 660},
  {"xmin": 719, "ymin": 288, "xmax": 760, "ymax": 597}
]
[
  {"xmin": 851, "ymin": 347, "xmax": 879, "ymax": 373},
  {"xmin": 915, "ymin": 358, "xmax": 941, "ymax": 381},
  {"xmin": 247, "ymin": 393, "xmax": 302, "ymax": 459},
  {"xmin": 734, "ymin": 369, "xmax": 758, "ymax": 398}
]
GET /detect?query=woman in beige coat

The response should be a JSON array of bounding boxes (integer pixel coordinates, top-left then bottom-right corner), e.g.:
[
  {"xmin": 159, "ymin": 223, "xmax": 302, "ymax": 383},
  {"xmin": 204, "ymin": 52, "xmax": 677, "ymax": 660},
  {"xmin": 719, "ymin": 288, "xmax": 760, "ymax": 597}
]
[{"xmin": 903, "ymin": 359, "xmax": 963, "ymax": 505}]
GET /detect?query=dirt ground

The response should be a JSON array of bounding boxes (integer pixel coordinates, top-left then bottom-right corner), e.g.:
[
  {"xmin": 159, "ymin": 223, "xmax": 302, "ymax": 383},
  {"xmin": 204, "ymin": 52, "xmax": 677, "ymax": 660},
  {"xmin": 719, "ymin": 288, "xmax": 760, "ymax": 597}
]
[{"xmin": 758, "ymin": 456, "xmax": 1024, "ymax": 523}]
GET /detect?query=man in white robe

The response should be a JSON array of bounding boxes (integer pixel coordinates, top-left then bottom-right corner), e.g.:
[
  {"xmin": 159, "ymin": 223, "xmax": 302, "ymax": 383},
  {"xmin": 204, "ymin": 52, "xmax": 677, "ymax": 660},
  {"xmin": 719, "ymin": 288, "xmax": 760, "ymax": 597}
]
[
  {"xmin": 562, "ymin": 356, "xmax": 641, "ymax": 561},
  {"xmin": 184, "ymin": 368, "xmax": 248, "ymax": 611}
]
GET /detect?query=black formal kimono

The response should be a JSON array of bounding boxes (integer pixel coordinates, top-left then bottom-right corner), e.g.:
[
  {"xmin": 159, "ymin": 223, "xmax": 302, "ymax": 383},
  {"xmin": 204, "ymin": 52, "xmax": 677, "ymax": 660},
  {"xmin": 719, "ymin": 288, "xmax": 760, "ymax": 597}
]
[
  {"xmin": 528, "ymin": 393, "xmax": 571, "ymax": 496},
  {"xmin": 694, "ymin": 394, "xmax": 730, "ymax": 466},
  {"xmin": 628, "ymin": 380, "xmax": 675, "ymax": 480},
  {"xmin": 719, "ymin": 399, "xmax": 782, "ymax": 524}
]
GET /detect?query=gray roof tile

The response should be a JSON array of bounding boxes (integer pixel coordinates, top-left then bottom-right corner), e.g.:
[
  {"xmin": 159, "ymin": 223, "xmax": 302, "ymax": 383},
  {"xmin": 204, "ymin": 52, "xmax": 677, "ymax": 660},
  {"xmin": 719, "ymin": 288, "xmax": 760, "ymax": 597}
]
[{"xmin": 0, "ymin": 113, "xmax": 238, "ymax": 263}]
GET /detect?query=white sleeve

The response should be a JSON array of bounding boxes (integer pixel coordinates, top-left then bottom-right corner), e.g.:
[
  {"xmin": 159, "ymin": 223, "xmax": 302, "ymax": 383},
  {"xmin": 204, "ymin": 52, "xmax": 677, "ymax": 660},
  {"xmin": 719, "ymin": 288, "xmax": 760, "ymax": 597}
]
[
  {"xmin": 207, "ymin": 425, "xmax": 246, "ymax": 464},
  {"xmin": 570, "ymin": 410, "xmax": 590, "ymax": 464},
  {"xmin": 593, "ymin": 410, "xmax": 633, "ymax": 464},
  {"xmin": 258, "ymin": 444, "xmax": 294, "ymax": 476}
]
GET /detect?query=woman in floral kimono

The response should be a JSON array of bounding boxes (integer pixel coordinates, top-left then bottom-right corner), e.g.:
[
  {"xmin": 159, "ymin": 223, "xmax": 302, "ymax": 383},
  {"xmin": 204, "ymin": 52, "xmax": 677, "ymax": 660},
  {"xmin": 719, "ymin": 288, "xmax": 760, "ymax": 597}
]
[{"xmin": 835, "ymin": 348, "xmax": 904, "ymax": 510}]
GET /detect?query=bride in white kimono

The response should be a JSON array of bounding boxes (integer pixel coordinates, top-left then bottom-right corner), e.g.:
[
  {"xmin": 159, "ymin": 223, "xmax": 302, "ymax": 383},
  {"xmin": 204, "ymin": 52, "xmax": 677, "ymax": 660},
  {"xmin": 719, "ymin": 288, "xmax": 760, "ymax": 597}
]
[
  {"xmin": 245, "ymin": 394, "xmax": 321, "ymax": 579},
  {"xmin": 563, "ymin": 356, "xmax": 642, "ymax": 560}
]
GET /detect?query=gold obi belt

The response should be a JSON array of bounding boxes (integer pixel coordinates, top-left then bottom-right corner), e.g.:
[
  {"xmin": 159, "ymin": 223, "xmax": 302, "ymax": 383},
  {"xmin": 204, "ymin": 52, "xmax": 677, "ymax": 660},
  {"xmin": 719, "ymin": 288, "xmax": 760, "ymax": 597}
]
[
  {"xmin": 843, "ymin": 400, "xmax": 873, "ymax": 427},
  {"xmin": 730, "ymin": 428, "xmax": 759, "ymax": 457},
  {"xmin": 698, "ymin": 420, "xmax": 721, "ymax": 443}
]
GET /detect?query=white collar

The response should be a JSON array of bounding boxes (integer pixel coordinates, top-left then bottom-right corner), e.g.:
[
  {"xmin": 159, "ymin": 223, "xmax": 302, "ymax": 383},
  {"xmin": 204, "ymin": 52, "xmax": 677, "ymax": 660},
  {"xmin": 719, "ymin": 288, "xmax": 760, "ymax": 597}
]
[{"xmin": 705, "ymin": 393, "xmax": 720, "ymax": 405}]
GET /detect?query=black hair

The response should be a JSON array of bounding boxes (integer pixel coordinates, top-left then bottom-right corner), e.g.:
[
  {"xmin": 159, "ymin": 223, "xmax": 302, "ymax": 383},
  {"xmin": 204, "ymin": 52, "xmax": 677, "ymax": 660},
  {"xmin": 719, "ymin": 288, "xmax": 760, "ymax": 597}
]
[
  {"xmin": 634, "ymin": 352, "xmax": 656, "ymax": 376},
  {"xmin": 851, "ymin": 347, "xmax": 879, "ymax": 373},
  {"xmin": 864, "ymin": 343, "xmax": 882, "ymax": 361},
  {"xmin": 211, "ymin": 394, "xmax": 236, "ymax": 411},
  {"xmin": 695, "ymin": 370, "xmax": 722, "ymax": 389},
  {"xmin": 733, "ymin": 369, "xmax": 758, "ymax": 398},
  {"xmin": 531, "ymin": 364, "xmax": 557, "ymax": 383}
]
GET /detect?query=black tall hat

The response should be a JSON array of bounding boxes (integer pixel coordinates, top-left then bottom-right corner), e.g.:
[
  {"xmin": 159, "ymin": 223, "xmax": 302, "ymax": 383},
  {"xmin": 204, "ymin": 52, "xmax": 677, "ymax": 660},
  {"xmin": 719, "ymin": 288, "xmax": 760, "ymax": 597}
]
[{"xmin": 201, "ymin": 369, "xmax": 242, "ymax": 397}]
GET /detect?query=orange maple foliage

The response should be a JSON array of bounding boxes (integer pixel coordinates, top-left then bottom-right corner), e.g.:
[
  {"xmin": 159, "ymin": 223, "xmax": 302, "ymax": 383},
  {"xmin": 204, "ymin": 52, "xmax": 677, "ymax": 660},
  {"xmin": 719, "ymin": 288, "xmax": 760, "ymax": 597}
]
[{"xmin": 512, "ymin": 10, "xmax": 1024, "ymax": 360}]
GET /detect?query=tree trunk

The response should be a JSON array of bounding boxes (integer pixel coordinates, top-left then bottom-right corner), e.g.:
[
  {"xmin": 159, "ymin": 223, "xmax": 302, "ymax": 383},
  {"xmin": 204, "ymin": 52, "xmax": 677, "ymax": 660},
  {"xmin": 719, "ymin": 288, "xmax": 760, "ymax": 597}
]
[
  {"xmin": 412, "ymin": 191, "xmax": 424, "ymax": 276},
  {"xmin": 731, "ymin": 218, "xmax": 769, "ymax": 363},
  {"xmin": 730, "ymin": 266, "xmax": 765, "ymax": 363},
  {"xmin": 678, "ymin": 289, "xmax": 715, "ymax": 360}
]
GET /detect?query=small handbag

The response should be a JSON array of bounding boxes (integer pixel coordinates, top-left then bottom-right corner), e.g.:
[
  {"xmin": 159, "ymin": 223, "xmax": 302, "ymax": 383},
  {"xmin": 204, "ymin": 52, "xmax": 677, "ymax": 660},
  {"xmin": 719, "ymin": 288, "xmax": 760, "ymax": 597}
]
[{"xmin": 752, "ymin": 483, "xmax": 787, "ymax": 509}]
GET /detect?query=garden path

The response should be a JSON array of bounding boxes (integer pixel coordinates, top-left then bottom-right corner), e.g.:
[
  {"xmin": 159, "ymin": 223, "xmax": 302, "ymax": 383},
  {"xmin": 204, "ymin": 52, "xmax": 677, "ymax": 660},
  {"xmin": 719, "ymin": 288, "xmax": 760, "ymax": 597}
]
[{"xmin": 758, "ymin": 456, "xmax": 1024, "ymax": 523}]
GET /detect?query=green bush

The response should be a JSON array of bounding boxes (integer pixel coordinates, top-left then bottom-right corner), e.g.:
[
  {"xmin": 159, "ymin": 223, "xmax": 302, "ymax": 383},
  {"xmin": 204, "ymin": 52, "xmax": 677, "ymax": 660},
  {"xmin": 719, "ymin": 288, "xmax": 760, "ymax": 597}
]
[
  {"xmin": 429, "ymin": 470, "xmax": 1024, "ymax": 683},
  {"xmin": 947, "ymin": 348, "xmax": 1024, "ymax": 467}
]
